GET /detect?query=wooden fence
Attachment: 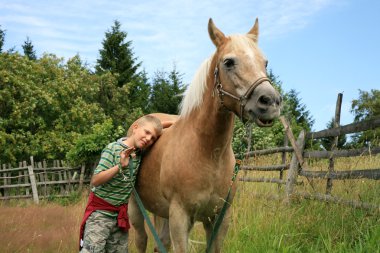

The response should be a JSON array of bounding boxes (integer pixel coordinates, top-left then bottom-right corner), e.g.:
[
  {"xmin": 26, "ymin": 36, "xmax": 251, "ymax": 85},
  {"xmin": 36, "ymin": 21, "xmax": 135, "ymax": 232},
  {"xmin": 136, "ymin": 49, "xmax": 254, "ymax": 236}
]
[
  {"xmin": 240, "ymin": 93, "xmax": 380, "ymax": 210},
  {"xmin": 239, "ymin": 135, "xmax": 293, "ymax": 185},
  {"xmin": 0, "ymin": 157, "xmax": 92, "ymax": 203},
  {"xmin": 1, "ymin": 94, "xmax": 378, "ymax": 209}
]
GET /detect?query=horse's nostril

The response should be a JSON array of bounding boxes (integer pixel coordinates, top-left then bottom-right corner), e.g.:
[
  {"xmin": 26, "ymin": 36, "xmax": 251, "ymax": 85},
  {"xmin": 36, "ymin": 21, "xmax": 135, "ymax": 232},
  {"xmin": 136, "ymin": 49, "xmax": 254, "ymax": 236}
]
[{"xmin": 258, "ymin": 95, "xmax": 272, "ymax": 106}]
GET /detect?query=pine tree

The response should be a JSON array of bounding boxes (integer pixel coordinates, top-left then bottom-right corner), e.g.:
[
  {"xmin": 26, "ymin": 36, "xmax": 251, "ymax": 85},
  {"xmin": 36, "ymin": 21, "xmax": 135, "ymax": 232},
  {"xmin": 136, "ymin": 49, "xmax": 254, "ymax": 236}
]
[
  {"xmin": 127, "ymin": 70, "xmax": 151, "ymax": 113},
  {"xmin": 283, "ymin": 89, "xmax": 314, "ymax": 131},
  {"xmin": 96, "ymin": 20, "xmax": 141, "ymax": 87},
  {"xmin": 149, "ymin": 66, "xmax": 186, "ymax": 114},
  {"xmin": 149, "ymin": 71, "xmax": 171, "ymax": 113},
  {"xmin": 167, "ymin": 66, "xmax": 186, "ymax": 112},
  {"xmin": 22, "ymin": 37, "xmax": 37, "ymax": 60},
  {"xmin": 267, "ymin": 69, "xmax": 284, "ymax": 94},
  {"xmin": 0, "ymin": 25, "xmax": 5, "ymax": 53}
]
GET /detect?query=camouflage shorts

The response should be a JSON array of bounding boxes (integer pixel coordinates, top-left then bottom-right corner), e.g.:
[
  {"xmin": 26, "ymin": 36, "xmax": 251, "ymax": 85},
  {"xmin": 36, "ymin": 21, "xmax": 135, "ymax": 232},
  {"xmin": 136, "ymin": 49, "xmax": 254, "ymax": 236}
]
[{"xmin": 80, "ymin": 211, "xmax": 129, "ymax": 253}]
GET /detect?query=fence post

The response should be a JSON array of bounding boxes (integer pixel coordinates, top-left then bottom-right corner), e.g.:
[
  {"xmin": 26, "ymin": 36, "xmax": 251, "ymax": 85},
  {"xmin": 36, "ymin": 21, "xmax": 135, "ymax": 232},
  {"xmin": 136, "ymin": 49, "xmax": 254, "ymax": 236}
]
[
  {"xmin": 285, "ymin": 130, "xmax": 306, "ymax": 202},
  {"xmin": 79, "ymin": 164, "xmax": 86, "ymax": 191},
  {"xmin": 28, "ymin": 156, "xmax": 39, "ymax": 204},
  {"xmin": 280, "ymin": 135, "xmax": 288, "ymax": 181},
  {"xmin": 1, "ymin": 164, "xmax": 8, "ymax": 197},
  {"xmin": 326, "ymin": 93, "xmax": 343, "ymax": 194}
]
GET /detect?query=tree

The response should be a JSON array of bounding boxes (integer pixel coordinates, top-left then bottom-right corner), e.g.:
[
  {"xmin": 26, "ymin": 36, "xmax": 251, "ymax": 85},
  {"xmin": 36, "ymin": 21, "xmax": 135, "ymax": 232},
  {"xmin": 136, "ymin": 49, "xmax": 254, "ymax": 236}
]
[
  {"xmin": 22, "ymin": 37, "xmax": 37, "ymax": 60},
  {"xmin": 267, "ymin": 69, "xmax": 285, "ymax": 96},
  {"xmin": 95, "ymin": 20, "xmax": 150, "ymax": 115},
  {"xmin": 149, "ymin": 66, "xmax": 186, "ymax": 114},
  {"xmin": 0, "ymin": 53, "xmax": 113, "ymax": 163},
  {"xmin": 167, "ymin": 66, "xmax": 186, "ymax": 112},
  {"xmin": 350, "ymin": 89, "xmax": 380, "ymax": 147},
  {"xmin": 282, "ymin": 89, "xmax": 314, "ymax": 131},
  {"xmin": 127, "ymin": 70, "xmax": 151, "ymax": 113},
  {"xmin": 0, "ymin": 25, "xmax": 5, "ymax": 53},
  {"xmin": 96, "ymin": 20, "xmax": 141, "ymax": 87}
]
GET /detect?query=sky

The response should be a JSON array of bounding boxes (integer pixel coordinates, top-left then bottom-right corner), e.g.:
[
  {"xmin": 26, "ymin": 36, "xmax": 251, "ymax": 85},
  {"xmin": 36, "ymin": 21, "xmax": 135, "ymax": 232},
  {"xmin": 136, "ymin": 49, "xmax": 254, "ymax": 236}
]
[{"xmin": 1, "ymin": 0, "xmax": 379, "ymax": 131}]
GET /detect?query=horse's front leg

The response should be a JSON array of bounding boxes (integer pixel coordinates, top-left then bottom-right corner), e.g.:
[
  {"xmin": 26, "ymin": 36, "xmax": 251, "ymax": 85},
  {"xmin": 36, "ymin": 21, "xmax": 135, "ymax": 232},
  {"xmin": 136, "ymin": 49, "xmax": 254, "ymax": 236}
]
[
  {"xmin": 169, "ymin": 201, "xmax": 193, "ymax": 253},
  {"xmin": 128, "ymin": 194, "xmax": 148, "ymax": 253},
  {"xmin": 203, "ymin": 207, "xmax": 232, "ymax": 253},
  {"xmin": 153, "ymin": 215, "xmax": 171, "ymax": 252}
]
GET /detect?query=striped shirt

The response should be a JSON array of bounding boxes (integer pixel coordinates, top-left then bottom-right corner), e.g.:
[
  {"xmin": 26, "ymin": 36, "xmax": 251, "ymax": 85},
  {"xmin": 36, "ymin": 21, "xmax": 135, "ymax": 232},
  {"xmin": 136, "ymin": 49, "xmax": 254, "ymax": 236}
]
[{"xmin": 92, "ymin": 138, "xmax": 141, "ymax": 217}]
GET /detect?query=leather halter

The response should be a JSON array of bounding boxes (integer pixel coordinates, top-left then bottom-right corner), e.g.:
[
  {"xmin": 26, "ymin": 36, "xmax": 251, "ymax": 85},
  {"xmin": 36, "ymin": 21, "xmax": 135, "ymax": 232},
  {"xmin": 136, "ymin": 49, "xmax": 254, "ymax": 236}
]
[{"xmin": 213, "ymin": 66, "xmax": 271, "ymax": 121}]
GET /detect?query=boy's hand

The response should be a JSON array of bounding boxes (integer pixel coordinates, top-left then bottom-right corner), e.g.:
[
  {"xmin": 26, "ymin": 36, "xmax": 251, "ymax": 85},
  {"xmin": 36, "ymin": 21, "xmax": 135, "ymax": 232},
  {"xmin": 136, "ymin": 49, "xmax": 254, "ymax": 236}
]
[
  {"xmin": 162, "ymin": 120, "xmax": 175, "ymax": 128},
  {"xmin": 120, "ymin": 147, "xmax": 135, "ymax": 167}
]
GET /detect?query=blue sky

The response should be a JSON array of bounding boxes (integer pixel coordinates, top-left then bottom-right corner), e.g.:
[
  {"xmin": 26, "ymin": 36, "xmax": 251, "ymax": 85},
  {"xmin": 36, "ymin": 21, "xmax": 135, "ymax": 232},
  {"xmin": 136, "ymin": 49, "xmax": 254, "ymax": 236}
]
[{"xmin": 1, "ymin": 0, "xmax": 379, "ymax": 131}]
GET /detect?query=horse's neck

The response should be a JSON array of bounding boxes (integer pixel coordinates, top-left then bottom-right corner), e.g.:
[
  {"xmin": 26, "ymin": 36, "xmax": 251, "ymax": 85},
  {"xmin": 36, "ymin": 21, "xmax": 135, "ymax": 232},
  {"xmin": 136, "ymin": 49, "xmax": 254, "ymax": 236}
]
[{"xmin": 188, "ymin": 83, "xmax": 235, "ymax": 153}]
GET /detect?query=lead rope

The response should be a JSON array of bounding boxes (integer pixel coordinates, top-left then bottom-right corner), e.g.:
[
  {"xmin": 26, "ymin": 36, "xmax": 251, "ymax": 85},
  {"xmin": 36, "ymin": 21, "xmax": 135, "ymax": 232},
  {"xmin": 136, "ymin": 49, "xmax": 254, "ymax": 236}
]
[
  {"xmin": 126, "ymin": 157, "xmax": 168, "ymax": 253},
  {"xmin": 205, "ymin": 160, "xmax": 241, "ymax": 253},
  {"xmin": 205, "ymin": 122, "xmax": 251, "ymax": 253}
]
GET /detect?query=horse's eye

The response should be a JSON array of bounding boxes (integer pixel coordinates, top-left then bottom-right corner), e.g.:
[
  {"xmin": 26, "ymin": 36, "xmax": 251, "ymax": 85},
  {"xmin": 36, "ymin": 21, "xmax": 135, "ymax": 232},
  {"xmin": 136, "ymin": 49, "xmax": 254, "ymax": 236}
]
[
  {"xmin": 223, "ymin": 58, "xmax": 235, "ymax": 68},
  {"xmin": 265, "ymin": 60, "xmax": 268, "ymax": 69}
]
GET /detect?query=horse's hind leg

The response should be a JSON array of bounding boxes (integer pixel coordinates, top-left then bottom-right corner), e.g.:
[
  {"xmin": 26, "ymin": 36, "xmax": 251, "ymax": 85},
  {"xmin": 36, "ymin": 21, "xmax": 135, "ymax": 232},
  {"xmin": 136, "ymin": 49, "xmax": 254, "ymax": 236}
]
[
  {"xmin": 153, "ymin": 216, "xmax": 171, "ymax": 252},
  {"xmin": 128, "ymin": 195, "xmax": 148, "ymax": 253},
  {"xmin": 203, "ymin": 207, "xmax": 232, "ymax": 253}
]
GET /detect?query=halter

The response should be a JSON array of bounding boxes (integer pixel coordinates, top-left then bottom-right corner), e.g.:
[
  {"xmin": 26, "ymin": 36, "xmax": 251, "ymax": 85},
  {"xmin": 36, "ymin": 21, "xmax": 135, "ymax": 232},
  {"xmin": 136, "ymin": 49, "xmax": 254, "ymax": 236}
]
[{"xmin": 214, "ymin": 66, "xmax": 271, "ymax": 121}]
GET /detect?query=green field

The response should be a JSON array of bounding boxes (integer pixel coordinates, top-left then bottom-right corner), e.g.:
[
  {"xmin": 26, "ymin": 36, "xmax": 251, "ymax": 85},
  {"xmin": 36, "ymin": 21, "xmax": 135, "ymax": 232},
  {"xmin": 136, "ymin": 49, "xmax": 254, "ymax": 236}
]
[{"xmin": 1, "ymin": 155, "xmax": 379, "ymax": 253}]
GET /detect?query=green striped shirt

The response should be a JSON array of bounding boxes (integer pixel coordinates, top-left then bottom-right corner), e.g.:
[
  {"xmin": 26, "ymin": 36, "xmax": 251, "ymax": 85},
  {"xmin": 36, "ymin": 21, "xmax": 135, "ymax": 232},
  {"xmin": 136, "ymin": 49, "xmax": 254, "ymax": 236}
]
[{"xmin": 92, "ymin": 138, "xmax": 141, "ymax": 217}]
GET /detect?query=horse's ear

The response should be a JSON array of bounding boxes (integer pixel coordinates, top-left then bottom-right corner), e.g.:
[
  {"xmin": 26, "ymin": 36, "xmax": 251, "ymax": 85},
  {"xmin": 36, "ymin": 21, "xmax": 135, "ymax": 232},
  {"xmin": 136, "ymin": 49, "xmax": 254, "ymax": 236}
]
[
  {"xmin": 208, "ymin": 18, "xmax": 226, "ymax": 47},
  {"xmin": 247, "ymin": 18, "xmax": 259, "ymax": 42}
]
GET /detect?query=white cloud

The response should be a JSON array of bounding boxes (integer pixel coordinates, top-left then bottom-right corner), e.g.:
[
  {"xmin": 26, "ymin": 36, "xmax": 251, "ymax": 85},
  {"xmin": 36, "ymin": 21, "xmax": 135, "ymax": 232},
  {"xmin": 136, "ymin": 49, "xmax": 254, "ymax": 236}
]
[{"xmin": 0, "ymin": 0, "xmax": 344, "ymax": 80}]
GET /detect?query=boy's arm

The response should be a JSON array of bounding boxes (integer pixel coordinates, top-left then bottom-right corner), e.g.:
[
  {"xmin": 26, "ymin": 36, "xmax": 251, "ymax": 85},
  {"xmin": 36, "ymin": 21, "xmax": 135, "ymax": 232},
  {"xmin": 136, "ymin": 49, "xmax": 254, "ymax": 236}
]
[
  {"xmin": 91, "ymin": 147, "xmax": 135, "ymax": 187},
  {"xmin": 91, "ymin": 165, "xmax": 120, "ymax": 187},
  {"xmin": 162, "ymin": 120, "xmax": 175, "ymax": 128}
]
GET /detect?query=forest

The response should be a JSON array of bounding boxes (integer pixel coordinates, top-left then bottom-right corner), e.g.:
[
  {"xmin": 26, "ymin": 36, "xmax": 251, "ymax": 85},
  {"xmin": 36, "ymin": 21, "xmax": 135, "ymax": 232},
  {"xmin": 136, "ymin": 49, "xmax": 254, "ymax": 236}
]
[{"xmin": 0, "ymin": 21, "xmax": 378, "ymax": 166}]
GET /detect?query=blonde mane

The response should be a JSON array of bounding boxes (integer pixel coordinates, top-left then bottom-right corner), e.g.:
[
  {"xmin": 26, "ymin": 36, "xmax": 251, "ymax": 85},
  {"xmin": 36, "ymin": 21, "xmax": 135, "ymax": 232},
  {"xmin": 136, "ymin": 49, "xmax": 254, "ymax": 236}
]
[{"xmin": 179, "ymin": 56, "xmax": 212, "ymax": 118}]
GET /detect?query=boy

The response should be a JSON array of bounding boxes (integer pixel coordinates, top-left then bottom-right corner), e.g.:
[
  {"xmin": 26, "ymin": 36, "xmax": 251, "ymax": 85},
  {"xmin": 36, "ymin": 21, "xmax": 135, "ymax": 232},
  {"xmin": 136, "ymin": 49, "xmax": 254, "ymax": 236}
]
[{"xmin": 79, "ymin": 115, "xmax": 163, "ymax": 253}]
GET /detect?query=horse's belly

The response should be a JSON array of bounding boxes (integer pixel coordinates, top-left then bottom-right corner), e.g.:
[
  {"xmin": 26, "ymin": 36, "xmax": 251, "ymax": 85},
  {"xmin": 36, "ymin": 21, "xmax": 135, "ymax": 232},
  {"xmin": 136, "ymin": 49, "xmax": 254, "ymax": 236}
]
[
  {"xmin": 135, "ymin": 123, "xmax": 236, "ymax": 221},
  {"xmin": 190, "ymin": 184, "xmax": 237, "ymax": 223}
]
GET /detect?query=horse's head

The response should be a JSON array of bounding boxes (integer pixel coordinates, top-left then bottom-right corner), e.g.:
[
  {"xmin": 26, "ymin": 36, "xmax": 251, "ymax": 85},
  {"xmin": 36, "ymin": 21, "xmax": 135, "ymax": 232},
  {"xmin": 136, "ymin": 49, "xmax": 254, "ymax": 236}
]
[{"xmin": 208, "ymin": 18, "xmax": 281, "ymax": 127}]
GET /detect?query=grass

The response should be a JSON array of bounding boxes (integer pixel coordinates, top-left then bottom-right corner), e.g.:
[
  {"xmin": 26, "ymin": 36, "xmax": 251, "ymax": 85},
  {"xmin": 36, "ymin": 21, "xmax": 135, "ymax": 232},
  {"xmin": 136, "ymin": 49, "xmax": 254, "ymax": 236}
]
[
  {"xmin": 222, "ymin": 182, "xmax": 380, "ymax": 253},
  {"xmin": 0, "ymin": 155, "xmax": 379, "ymax": 252}
]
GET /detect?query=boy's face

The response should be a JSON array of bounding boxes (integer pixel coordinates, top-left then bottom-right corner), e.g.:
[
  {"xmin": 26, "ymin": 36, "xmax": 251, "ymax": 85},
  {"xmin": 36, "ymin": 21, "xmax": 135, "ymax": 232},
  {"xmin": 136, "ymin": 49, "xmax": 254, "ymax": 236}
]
[{"xmin": 131, "ymin": 123, "xmax": 159, "ymax": 149}]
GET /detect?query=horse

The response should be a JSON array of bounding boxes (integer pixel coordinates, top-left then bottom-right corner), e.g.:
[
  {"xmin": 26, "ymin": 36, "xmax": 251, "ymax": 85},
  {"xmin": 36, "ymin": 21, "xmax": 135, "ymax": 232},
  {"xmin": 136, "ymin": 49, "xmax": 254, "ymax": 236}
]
[{"xmin": 128, "ymin": 18, "xmax": 282, "ymax": 253}]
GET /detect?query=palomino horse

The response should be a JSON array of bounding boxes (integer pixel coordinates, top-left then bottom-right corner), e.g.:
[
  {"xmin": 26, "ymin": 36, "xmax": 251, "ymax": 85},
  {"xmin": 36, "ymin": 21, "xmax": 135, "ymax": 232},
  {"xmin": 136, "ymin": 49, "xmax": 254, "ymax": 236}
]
[{"xmin": 129, "ymin": 18, "xmax": 282, "ymax": 252}]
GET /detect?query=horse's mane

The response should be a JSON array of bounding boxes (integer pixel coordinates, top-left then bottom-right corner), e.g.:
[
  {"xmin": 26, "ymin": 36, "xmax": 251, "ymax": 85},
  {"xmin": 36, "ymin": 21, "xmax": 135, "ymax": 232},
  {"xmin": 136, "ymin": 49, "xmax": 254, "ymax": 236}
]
[{"xmin": 179, "ymin": 56, "xmax": 212, "ymax": 118}]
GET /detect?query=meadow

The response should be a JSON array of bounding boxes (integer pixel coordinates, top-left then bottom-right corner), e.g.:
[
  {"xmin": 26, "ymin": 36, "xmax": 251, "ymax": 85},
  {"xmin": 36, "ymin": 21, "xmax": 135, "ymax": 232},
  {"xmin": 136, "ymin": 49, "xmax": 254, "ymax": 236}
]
[{"xmin": 0, "ymin": 155, "xmax": 379, "ymax": 253}]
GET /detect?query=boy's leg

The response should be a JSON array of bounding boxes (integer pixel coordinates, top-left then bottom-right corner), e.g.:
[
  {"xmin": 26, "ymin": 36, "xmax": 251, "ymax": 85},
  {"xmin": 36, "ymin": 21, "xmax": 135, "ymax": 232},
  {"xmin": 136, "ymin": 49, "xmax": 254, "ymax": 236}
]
[
  {"xmin": 105, "ymin": 226, "xmax": 129, "ymax": 253},
  {"xmin": 81, "ymin": 212, "xmax": 115, "ymax": 253}
]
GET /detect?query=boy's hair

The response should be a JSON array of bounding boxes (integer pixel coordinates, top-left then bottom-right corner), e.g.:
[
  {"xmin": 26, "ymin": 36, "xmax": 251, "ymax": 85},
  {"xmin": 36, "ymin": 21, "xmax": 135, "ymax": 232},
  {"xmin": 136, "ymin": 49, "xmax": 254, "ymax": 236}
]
[{"xmin": 127, "ymin": 115, "xmax": 163, "ymax": 137}]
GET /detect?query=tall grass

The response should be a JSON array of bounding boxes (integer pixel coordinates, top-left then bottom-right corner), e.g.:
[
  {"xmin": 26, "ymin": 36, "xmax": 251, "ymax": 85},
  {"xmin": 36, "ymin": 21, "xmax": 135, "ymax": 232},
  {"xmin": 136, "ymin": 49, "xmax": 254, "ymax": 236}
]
[{"xmin": 0, "ymin": 156, "xmax": 379, "ymax": 252}]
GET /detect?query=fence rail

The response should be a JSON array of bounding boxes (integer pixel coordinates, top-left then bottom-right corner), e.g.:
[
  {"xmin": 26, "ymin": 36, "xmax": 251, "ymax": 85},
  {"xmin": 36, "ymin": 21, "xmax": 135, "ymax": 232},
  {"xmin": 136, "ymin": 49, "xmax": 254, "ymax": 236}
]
[
  {"xmin": 303, "ymin": 146, "xmax": 380, "ymax": 159},
  {"xmin": 239, "ymin": 93, "xmax": 380, "ymax": 210},
  {"xmin": 281, "ymin": 93, "xmax": 380, "ymax": 210},
  {"xmin": 243, "ymin": 146, "xmax": 294, "ymax": 157},
  {"xmin": 305, "ymin": 117, "xmax": 380, "ymax": 139},
  {"xmin": 0, "ymin": 157, "xmax": 92, "ymax": 203},
  {"xmin": 241, "ymin": 164, "xmax": 289, "ymax": 171},
  {"xmin": 300, "ymin": 169, "xmax": 380, "ymax": 180}
]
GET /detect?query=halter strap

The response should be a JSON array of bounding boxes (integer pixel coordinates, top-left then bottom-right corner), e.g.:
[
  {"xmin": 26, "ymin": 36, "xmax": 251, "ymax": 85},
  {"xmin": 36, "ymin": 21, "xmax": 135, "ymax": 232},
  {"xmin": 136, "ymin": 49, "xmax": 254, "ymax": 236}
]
[{"xmin": 214, "ymin": 67, "xmax": 271, "ymax": 121}]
